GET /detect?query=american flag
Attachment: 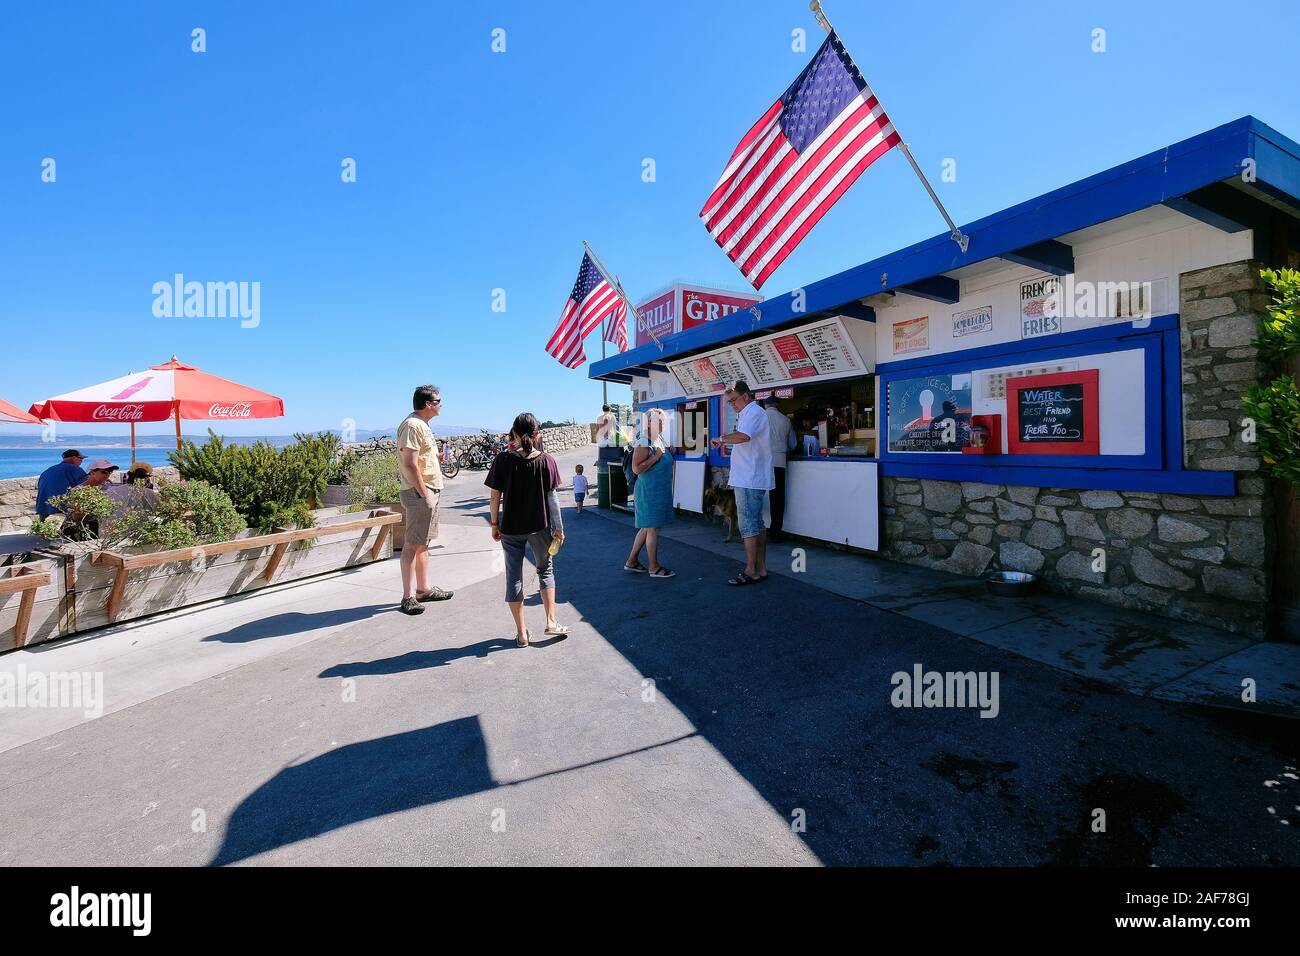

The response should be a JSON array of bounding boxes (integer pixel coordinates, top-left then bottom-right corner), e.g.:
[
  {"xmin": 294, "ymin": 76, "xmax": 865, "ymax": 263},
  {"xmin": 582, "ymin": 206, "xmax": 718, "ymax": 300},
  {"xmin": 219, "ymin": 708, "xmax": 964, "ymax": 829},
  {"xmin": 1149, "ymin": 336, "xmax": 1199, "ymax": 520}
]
[
  {"xmin": 699, "ymin": 31, "xmax": 901, "ymax": 290},
  {"xmin": 603, "ymin": 304, "xmax": 629, "ymax": 353},
  {"xmin": 546, "ymin": 252, "xmax": 627, "ymax": 368}
]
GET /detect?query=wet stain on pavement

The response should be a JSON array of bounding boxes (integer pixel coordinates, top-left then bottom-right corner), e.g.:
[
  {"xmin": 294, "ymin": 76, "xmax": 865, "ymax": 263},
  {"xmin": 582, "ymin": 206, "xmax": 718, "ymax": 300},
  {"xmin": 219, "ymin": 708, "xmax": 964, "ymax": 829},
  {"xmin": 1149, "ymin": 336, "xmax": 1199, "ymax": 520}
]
[
  {"xmin": 1046, "ymin": 771, "xmax": 1186, "ymax": 865},
  {"xmin": 925, "ymin": 752, "xmax": 1020, "ymax": 801}
]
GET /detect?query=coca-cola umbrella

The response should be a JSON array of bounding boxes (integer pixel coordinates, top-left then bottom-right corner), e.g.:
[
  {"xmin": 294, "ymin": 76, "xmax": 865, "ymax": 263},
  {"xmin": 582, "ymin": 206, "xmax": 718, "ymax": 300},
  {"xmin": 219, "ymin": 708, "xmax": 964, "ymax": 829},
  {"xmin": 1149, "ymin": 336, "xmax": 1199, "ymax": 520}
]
[
  {"xmin": 28, "ymin": 356, "xmax": 285, "ymax": 458},
  {"xmin": 0, "ymin": 397, "xmax": 42, "ymax": 425}
]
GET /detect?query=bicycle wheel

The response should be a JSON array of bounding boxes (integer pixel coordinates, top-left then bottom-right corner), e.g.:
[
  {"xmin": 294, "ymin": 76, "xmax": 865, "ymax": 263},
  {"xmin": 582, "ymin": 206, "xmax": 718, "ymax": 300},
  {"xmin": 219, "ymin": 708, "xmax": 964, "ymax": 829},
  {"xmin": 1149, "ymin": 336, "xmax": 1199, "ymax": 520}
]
[
  {"xmin": 456, "ymin": 451, "xmax": 474, "ymax": 470},
  {"xmin": 440, "ymin": 459, "xmax": 460, "ymax": 480}
]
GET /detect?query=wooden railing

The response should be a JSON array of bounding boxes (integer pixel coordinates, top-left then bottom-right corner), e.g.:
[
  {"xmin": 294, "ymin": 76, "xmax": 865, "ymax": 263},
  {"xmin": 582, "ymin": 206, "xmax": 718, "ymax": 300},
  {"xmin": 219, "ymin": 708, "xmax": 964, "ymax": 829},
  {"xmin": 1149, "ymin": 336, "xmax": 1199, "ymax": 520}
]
[
  {"xmin": 91, "ymin": 509, "xmax": 400, "ymax": 624},
  {"xmin": 0, "ymin": 563, "xmax": 54, "ymax": 649}
]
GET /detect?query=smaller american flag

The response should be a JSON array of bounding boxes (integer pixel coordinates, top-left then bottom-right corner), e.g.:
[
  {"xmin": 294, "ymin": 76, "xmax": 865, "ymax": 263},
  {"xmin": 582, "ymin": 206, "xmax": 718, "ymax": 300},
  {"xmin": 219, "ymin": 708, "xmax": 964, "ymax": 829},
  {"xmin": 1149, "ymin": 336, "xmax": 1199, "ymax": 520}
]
[
  {"xmin": 546, "ymin": 252, "xmax": 626, "ymax": 368},
  {"xmin": 700, "ymin": 31, "xmax": 901, "ymax": 289}
]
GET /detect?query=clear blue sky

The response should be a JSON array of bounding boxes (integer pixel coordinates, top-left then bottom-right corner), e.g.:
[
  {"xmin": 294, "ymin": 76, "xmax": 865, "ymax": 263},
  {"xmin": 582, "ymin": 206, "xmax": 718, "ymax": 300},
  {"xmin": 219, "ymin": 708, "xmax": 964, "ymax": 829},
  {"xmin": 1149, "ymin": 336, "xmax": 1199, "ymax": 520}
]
[{"xmin": 2, "ymin": 0, "xmax": 1297, "ymax": 437}]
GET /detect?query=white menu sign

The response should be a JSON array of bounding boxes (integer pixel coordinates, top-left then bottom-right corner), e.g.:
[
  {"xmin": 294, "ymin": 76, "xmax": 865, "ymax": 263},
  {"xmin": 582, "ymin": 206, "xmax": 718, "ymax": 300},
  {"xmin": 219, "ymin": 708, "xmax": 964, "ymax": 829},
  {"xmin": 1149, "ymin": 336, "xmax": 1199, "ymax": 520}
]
[
  {"xmin": 797, "ymin": 321, "xmax": 862, "ymax": 375},
  {"xmin": 668, "ymin": 316, "xmax": 868, "ymax": 396}
]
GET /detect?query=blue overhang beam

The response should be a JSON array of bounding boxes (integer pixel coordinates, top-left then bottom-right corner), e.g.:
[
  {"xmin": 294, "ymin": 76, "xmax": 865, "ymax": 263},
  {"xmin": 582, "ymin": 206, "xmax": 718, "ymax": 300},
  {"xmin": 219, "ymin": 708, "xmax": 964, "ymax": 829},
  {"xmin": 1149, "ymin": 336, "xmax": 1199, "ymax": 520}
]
[
  {"xmin": 896, "ymin": 275, "xmax": 960, "ymax": 304},
  {"xmin": 1000, "ymin": 239, "xmax": 1075, "ymax": 276}
]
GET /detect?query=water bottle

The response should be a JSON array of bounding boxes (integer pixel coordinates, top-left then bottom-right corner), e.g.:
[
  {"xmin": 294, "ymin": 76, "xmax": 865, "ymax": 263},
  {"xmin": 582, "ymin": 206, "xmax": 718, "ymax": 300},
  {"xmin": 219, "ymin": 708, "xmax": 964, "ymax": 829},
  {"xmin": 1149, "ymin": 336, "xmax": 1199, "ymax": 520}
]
[{"xmin": 548, "ymin": 534, "xmax": 563, "ymax": 557}]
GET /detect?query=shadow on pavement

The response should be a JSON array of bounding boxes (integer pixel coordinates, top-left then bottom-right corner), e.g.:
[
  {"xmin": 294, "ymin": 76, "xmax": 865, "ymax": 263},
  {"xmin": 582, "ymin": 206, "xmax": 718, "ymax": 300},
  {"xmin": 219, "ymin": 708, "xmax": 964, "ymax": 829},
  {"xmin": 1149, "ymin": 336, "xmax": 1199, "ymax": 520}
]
[
  {"xmin": 201, "ymin": 606, "xmax": 389, "ymax": 644},
  {"xmin": 319, "ymin": 637, "xmax": 520, "ymax": 676},
  {"xmin": 209, "ymin": 717, "xmax": 494, "ymax": 866}
]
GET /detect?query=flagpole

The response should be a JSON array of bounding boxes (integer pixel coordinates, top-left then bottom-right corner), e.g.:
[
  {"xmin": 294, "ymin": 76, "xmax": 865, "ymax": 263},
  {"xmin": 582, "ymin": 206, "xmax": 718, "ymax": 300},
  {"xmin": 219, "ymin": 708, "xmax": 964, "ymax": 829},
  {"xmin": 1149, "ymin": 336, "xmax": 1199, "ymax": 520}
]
[
  {"xmin": 809, "ymin": 0, "xmax": 970, "ymax": 254},
  {"xmin": 582, "ymin": 240, "xmax": 662, "ymax": 351}
]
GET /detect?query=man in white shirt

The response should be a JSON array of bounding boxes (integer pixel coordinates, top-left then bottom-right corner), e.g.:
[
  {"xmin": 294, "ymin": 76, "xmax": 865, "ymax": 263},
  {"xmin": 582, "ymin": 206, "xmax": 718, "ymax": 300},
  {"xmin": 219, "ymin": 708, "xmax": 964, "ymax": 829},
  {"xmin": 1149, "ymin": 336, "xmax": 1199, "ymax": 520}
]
[
  {"xmin": 710, "ymin": 380, "xmax": 773, "ymax": 585},
  {"xmin": 762, "ymin": 397, "xmax": 796, "ymax": 542}
]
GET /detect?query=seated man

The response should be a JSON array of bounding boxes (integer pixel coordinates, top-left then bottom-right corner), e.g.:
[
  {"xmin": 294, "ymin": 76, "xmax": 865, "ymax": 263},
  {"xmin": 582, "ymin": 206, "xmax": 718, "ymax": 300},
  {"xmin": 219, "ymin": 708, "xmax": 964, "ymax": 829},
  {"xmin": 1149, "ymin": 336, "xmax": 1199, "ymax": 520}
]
[{"xmin": 35, "ymin": 449, "xmax": 87, "ymax": 518}]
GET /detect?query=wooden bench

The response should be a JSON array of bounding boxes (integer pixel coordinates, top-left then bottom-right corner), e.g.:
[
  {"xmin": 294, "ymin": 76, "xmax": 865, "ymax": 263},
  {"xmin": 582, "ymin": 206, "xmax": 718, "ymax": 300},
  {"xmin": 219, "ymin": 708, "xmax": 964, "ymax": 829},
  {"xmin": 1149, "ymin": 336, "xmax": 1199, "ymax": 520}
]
[
  {"xmin": 0, "ymin": 563, "xmax": 55, "ymax": 649},
  {"xmin": 91, "ymin": 509, "xmax": 400, "ymax": 624}
]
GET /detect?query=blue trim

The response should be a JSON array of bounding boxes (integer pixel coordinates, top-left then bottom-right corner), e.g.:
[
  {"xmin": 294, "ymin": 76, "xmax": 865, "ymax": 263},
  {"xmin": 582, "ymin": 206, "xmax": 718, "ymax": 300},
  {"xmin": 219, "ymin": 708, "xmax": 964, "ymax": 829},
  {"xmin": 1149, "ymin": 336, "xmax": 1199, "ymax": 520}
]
[
  {"xmin": 876, "ymin": 313, "xmax": 1179, "ymax": 373},
  {"xmin": 592, "ymin": 115, "xmax": 1300, "ymax": 382},
  {"xmin": 899, "ymin": 275, "xmax": 960, "ymax": 304},
  {"xmin": 877, "ymin": 315, "xmax": 1180, "ymax": 477},
  {"xmin": 1162, "ymin": 196, "xmax": 1250, "ymax": 233},
  {"xmin": 879, "ymin": 461, "xmax": 1235, "ymax": 496},
  {"xmin": 1000, "ymin": 239, "xmax": 1075, "ymax": 276}
]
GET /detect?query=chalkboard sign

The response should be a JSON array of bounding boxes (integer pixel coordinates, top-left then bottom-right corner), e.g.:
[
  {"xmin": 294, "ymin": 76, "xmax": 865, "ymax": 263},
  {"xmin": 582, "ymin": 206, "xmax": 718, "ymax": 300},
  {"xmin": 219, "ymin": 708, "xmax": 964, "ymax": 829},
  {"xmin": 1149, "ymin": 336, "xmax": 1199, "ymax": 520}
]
[{"xmin": 1006, "ymin": 370, "xmax": 1099, "ymax": 455}]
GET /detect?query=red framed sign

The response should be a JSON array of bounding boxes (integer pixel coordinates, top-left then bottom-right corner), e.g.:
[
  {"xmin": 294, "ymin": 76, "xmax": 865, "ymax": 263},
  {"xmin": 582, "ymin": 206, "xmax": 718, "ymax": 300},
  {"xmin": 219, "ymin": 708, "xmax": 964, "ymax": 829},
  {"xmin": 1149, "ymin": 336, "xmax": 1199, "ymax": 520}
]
[{"xmin": 1005, "ymin": 369, "xmax": 1100, "ymax": 455}]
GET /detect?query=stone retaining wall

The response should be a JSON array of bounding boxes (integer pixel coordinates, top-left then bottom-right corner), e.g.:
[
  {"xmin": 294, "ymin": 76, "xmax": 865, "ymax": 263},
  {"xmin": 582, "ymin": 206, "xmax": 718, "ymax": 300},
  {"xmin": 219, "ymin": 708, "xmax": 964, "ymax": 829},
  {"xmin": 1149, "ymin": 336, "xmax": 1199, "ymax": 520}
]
[
  {"xmin": 344, "ymin": 423, "xmax": 595, "ymax": 461},
  {"xmin": 0, "ymin": 467, "xmax": 181, "ymax": 534}
]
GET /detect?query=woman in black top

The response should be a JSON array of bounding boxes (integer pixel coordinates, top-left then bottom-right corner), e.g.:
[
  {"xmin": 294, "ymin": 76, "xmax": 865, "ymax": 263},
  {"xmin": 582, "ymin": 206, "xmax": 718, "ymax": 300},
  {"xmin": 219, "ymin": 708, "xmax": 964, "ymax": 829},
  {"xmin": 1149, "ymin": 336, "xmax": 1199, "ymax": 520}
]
[{"xmin": 485, "ymin": 412, "xmax": 567, "ymax": 647}]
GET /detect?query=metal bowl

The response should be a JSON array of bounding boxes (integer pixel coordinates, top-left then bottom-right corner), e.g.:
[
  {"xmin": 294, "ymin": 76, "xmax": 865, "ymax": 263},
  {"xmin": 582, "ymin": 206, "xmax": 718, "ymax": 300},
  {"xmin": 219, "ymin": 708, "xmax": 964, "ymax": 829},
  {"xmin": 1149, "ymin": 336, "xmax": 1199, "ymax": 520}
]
[{"xmin": 985, "ymin": 570, "xmax": 1038, "ymax": 597}]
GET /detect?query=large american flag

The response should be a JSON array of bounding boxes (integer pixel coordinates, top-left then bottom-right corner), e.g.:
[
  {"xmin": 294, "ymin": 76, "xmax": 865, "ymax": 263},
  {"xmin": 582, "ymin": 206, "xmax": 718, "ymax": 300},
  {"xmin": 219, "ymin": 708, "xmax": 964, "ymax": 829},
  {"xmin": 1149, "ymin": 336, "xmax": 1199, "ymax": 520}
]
[
  {"xmin": 699, "ymin": 31, "xmax": 901, "ymax": 290},
  {"xmin": 603, "ymin": 307, "xmax": 629, "ymax": 353},
  {"xmin": 546, "ymin": 252, "xmax": 628, "ymax": 368}
]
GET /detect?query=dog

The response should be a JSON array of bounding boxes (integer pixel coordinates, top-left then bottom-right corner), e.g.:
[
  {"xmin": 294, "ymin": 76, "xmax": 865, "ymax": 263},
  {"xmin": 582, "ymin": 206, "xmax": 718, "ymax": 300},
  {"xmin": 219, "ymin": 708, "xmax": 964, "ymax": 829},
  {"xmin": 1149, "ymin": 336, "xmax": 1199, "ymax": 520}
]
[{"xmin": 703, "ymin": 485, "xmax": 739, "ymax": 543}]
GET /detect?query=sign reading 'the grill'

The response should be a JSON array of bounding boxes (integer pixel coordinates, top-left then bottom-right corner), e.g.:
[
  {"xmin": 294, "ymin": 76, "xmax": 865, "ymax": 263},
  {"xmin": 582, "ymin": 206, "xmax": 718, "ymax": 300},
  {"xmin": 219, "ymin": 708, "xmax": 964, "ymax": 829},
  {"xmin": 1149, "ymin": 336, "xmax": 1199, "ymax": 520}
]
[{"xmin": 1006, "ymin": 369, "xmax": 1100, "ymax": 455}]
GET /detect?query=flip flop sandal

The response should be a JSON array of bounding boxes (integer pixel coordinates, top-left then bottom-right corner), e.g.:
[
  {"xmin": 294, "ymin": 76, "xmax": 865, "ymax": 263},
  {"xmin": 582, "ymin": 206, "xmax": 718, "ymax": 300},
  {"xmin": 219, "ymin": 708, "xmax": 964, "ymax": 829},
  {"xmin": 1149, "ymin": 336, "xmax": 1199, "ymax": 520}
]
[
  {"xmin": 648, "ymin": 567, "xmax": 676, "ymax": 578},
  {"xmin": 623, "ymin": 561, "xmax": 648, "ymax": 573},
  {"xmin": 544, "ymin": 623, "xmax": 570, "ymax": 637},
  {"xmin": 727, "ymin": 571, "xmax": 758, "ymax": 586},
  {"xmin": 516, "ymin": 629, "xmax": 530, "ymax": 648},
  {"xmin": 752, "ymin": 574, "xmax": 769, "ymax": 583}
]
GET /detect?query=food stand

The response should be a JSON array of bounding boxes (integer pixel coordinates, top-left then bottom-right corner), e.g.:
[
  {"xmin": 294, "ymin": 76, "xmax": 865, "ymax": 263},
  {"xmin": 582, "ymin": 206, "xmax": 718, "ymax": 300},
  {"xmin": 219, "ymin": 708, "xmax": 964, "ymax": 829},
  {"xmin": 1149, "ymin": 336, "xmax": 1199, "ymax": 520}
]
[{"xmin": 592, "ymin": 116, "xmax": 1300, "ymax": 637}]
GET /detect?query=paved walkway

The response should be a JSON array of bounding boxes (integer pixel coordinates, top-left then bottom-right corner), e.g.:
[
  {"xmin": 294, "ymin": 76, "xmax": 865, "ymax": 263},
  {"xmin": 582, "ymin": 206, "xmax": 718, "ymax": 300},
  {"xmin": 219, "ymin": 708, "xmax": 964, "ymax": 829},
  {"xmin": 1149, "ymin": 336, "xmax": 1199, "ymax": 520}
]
[{"xmin": 0, "ymin": 444, "xmax": 1296, "ymax": 866}]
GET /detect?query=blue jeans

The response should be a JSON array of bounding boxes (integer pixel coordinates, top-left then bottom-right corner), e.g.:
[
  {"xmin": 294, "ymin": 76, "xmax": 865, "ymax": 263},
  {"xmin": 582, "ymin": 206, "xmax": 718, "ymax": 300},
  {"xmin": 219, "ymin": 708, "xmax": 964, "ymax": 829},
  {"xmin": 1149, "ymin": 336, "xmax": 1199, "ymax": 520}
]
[{"xmin": 734, "ymin": 487, "xmax": 767, "ymax": 539}]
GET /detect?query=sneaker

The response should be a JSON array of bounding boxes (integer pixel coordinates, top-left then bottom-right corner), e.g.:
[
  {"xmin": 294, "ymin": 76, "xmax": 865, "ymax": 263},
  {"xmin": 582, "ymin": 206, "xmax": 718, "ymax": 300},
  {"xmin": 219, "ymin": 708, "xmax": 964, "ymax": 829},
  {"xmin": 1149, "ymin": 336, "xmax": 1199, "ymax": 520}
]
[
  {"xmin": 418, "ymin": 586, "xmax": 455, "ymax": 602},
  {"xmin": 399, "ymin": 597, "xmax": 425, "ymax": 615}
]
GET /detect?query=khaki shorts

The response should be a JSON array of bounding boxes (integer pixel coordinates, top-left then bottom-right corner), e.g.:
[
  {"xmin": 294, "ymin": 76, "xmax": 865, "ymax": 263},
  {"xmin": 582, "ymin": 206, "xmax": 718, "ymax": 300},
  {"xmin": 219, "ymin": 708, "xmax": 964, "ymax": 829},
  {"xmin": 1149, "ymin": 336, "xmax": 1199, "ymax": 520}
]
[{"xmin": 399, "ymin": 487, "xmax": 441, "ymax": 546}]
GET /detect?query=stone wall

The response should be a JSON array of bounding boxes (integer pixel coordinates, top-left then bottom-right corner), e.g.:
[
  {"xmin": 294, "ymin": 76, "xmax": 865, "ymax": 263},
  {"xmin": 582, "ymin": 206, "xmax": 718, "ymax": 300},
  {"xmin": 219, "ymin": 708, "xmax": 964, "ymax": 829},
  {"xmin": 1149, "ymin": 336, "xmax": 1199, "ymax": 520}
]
[
  {"xmin": 881, "ymin": 260, "xmax": 1274, "ymax": 637},
  {"xmin": 0, "ymin": 467, "xmax": 181, "ymax": 534},
  {"xmin": 881, "ymin": 478, "xmax": 1269, "ymax": 635},
  {"xmin": 344, "ymin": 423, "xmax": 596, "ymax": 461}
]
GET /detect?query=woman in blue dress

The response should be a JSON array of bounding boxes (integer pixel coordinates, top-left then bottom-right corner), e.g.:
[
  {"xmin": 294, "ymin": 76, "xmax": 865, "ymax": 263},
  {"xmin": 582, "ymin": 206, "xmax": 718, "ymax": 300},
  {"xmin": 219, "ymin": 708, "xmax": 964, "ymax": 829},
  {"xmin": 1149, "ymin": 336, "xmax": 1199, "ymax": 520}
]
[{"xmin": 624, "ymin": 407, "xmax": 676, "ymax": 578}]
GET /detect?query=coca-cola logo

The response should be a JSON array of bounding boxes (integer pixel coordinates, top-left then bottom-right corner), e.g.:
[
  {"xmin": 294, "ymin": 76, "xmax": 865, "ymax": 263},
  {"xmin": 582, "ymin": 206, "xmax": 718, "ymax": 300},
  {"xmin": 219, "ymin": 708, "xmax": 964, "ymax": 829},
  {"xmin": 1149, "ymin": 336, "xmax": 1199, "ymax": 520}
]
[
  {"xmin": 92, "ymin": 404, "xmax": 145, "ymax": 421},
  {"xmin": 208, "ymin": 402, "xmax": 253, "ymax": 418}
]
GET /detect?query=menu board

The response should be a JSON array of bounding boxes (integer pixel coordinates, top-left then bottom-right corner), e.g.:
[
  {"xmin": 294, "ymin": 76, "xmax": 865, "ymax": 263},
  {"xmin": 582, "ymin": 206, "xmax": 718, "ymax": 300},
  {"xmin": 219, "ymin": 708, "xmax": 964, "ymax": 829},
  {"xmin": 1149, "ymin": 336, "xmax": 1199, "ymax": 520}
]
[
  {"xmin": 709, "ymin": 348, "xmax": 749, "ymax": 389},
  {"xmin": 771, "ymin": 334, "xmax": 817, "ymax": 378},
  {"xmin": 668, "ymin": 316, "xmax": 868, "ymax": 396},
  {"xmin": 737, "ymin": 339, "xmax": 786, "ymax": 385},
  {"xmin": 672, "ymin": 356, "xmax": 722, "ymax": 396},
  {"xmin": 797, "ymin": 321, "xmax": 862, "ymax": 375}
]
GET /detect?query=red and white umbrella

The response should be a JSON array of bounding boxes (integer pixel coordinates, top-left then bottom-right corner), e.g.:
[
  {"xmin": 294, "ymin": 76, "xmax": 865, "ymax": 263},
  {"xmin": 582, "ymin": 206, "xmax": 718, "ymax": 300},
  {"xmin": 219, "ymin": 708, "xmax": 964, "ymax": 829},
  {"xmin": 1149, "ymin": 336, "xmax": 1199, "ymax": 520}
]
[
  {"xmin": 28, "ymin": 356, "xmax": 285, "ymax": 456},
  {"xmin": 0, "ymin": 397, "xmax": 42, "ymax": 425}
]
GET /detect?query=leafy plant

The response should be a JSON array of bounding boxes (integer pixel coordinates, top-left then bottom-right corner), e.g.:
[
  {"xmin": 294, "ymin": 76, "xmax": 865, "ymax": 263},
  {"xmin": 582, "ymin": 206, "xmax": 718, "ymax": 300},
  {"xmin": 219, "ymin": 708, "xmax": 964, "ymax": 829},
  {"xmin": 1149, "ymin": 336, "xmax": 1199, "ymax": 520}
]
[
  {"xmin": 1256, "ymin": 267, "xmax": 1300, "ymax": 360},
  {"xmin": 29, "ymin": 486, "xmax": 119, "ymax": 547},
  {"xmin": 171, "ymin": 430, "xmax": 335, "ymax": 532},
  {"xmin": 347, "ymin": 452, "xmax": 402, "ymax": 505},
  {"xmin": 1243, "ymin": 267, "xmax": 1300, "ymax": 486},
  {"xmin": 326, "ymin": 446, "xmax": 358, "ymax": 485},
  {"xmin": 116, "ymin": 479, "xmax": 247, "ymax": 550}
]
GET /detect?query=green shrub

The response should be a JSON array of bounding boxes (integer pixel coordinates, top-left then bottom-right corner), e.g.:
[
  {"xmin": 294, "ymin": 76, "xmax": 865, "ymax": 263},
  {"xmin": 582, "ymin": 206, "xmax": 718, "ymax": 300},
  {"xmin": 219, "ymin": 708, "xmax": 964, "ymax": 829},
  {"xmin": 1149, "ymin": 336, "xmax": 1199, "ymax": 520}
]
[
  {"xmin": 116, "ymin": 479, "xmax": 247, "ymax": 550},
  {"xmin": 1243, "ymin": 268, "xmax": 1300, "ymax": 486},
  {"xmin": 171, "ymin": 430, "xmax": 336, "ymax": 532},
  {"xmin": 347, "ymin": 452, "xmax": 402, "ymax": 505},
  {"xmin": 29, "ymin": 486, "xmax": 118, "ymax": 546}
]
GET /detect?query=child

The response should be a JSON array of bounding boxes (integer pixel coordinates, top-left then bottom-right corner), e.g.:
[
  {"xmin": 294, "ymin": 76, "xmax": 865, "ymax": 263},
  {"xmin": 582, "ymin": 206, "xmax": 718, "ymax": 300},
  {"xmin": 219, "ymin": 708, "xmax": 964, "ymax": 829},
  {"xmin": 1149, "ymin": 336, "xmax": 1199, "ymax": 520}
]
[{"xmin": 572, "ymin": 464, "xmax": 590, "ymax": 515}]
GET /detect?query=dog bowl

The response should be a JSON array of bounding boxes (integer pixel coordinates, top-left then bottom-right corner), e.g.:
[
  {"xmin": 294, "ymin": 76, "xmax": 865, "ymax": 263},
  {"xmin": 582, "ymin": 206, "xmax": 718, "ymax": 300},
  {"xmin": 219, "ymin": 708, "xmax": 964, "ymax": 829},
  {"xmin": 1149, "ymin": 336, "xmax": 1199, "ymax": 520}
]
[{"xmin": 984, "ymin": 570, "xmax": 1038, "ymax": 597}]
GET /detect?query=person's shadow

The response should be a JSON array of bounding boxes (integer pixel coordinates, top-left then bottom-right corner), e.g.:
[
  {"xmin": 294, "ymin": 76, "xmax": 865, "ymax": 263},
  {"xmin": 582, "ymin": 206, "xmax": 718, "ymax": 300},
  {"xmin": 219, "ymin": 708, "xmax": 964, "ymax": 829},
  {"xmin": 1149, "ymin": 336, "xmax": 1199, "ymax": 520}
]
[
  {"xmin": 202, "ymin": 606, "xmax": 387, "ymax": 644},
  {"xmin": 209, "ymin": 718, "xmax": 494, "ymax": 866},
  {"xmin": 319, "ymin": 638, "xmax": 518, "ymax": 677}
]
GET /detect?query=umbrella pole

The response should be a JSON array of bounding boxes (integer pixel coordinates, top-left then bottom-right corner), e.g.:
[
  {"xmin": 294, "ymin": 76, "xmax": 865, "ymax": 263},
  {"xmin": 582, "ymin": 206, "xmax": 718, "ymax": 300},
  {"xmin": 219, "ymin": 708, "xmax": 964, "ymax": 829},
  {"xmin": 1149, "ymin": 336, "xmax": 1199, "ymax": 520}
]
[
  {"xmin": 131, "ymin": 422, "xmax": 136, "ymax": 462},
  {"xmin": 174, "ymin": 406, "xmax": 182, "ymax": 453}
]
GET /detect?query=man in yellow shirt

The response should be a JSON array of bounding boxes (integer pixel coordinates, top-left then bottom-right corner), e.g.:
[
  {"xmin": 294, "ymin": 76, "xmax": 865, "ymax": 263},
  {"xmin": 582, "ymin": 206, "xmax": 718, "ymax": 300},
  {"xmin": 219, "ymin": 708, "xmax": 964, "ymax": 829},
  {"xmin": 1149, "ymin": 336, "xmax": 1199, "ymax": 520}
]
[{"xmin": 396, "ymin": 385, "xmax": 454, "ymax": 615}]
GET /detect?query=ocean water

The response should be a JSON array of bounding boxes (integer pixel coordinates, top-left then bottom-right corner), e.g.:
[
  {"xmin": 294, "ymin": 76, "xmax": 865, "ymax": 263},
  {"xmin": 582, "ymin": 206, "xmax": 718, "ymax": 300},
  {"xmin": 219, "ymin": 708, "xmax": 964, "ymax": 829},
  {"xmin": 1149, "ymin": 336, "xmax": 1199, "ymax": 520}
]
[{"xmin": 0, "ymin": 447, "xmax": 179, "ymax": 480}]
